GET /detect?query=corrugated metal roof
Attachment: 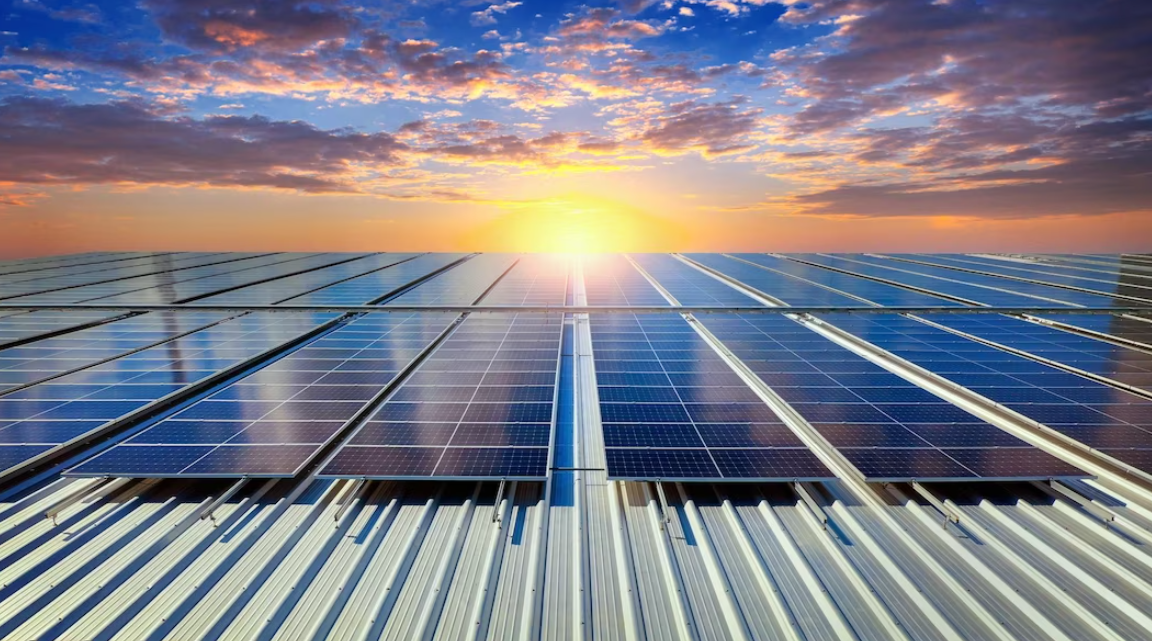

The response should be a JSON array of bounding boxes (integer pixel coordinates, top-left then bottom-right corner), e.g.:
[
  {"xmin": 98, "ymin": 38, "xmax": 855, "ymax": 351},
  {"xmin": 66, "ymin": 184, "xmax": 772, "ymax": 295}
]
[{"xmin": 3, "ymin": 252, "xmax": 1152, "ymax": 640}]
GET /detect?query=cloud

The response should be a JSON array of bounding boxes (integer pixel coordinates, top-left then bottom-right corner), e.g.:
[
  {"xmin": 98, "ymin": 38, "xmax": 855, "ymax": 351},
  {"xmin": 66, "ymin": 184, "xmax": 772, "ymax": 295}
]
[
  {"xmin": 15, "ymin": 0, "xmax": 102, "ymax": 24},
  {"xmin": 779, "ymin": 0, "xmax": 1152, "ymax": 134},
  {"xmin": 470, "ymin": 2, "xmax": 522, "ymax": 27},
  {"xmin": 143, "ymin": 0, "xmax": 357, "ymax": 52},
  {"xmin": 639, "ymin": 98, "xmax": 763, "ymax": 156},
  {"xmin": 0, "ymin": 96, "xmax": 408, "ymax": 194}
]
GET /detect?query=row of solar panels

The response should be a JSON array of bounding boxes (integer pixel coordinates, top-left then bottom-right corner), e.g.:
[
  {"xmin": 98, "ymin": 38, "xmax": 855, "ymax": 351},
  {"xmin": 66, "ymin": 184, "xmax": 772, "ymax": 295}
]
[{"xmin": 0, "ymin": 252, "xmax": 1149, "ymax": 485}]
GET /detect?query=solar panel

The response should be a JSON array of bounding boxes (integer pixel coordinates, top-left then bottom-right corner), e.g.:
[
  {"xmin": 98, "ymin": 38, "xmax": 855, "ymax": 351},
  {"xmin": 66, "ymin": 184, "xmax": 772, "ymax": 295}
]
[
  {"xmin": 281, "ymin": 254, "xmax": 467, "ymax": 305},
  {"xmin": 590, "ymin": 313, "xmax": 833, "ymax": 481},
  {"xmin": 1036, "ymin": 314, "xmax": 1152, "ymax": 350},
  {"xmin": 822, "ymin": 313, "xmax": 1152, "ymax": 477},
  {"xmin": 817, "ymin": 254, "xmax": 1150, "ymax": 308},
  {"xmin": 69, "ymin": 312, "xmax": 456, "ymax": 477},
  {"xmin": 318, "ymin": 312, "xmax": 563, "ymax": 479},
  {"xmin": 384, "ymin": 254, "xmax": 519, "ymax": 306},
  {"xmin": 9, "ymin": 253, "xmax": 343, "ymax": 305},
  {"xmin": 697, "ymin": 313, "xmax": 1086, "ymax": 482},
  {"xmin": 629, "ymin": 254, "xmax": 760, "ymax": 306},
  {"xmin": 0, "ymin": 310, "xmax": 126, "ymax": 348},
  {"xmin": 0, "ymin": 253, "xmax": 256, "ymax": 301},
  {"xmin": 0, "ymin": 311, "xmax": 228, "ymax": 392},
  {"xmin": 477, "ymin": 254, "xmax": 570, "ymax": 306},
  {"xmin": 918, "ymin": 314, "xmax": 1152, "ymax": 391},
  {"xmin": 0, "ymin": 312, "xmax": 336, "ymax": 478},
  {"xmin": 188, "ymin": 254, "xmax": 414, "ymax": 306},
  {"xmin": 684, "ymin": 254, "xmax": 867, "ymax": 306},
  {"xmin": 728, "ymin": 254, "xmax": 966, "ymax": 307},
  {"xmin": 786, "ymin": 254, "xmax": 1076, "ymax": 307},
  {"xmin": 909, "ymin": 254, "xmax": 1152, "ymax": 300},
  {"xmin": 580, "ymin": 254, "xmax": 670, "ymax": 306}
]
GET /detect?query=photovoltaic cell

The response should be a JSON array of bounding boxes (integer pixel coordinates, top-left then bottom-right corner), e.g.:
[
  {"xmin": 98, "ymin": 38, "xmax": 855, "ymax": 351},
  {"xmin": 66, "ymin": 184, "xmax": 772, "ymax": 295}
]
[
  {"xmin": 319, "ymin": 312, "xmax": 563, "ymax": 479},
  {"xmin": 697, "ymin": 313, "xmax": 1086, "ymax": 481},
  {"xmin": 0, "ymin": 311, "xmax": 228, "ymax": 391},
  {"xmin": 812, "ymin": 254, "xmax": 1150, "ymax": 308},
  {"xmin": 0, "ymin": 312, "xmax": 336, "ymax": 477},
  {"xmin": 69, "ymin": 312, "xmax": 455, "ymax": 477},
  {"xmin": 384, "ymin": 254, "xmax": 519, "ymax": 306},
  {"xmin": 822, "ymin": 313, "xmax": 1152, "ymax": 476},
  {"xmin": 591, "ymin": 313, "xmax": 832, "ymax": 481},
  {"xmin": 581, "ymin": 254, "xmax": 670, "ymax": 307},
  {"xmin": 919, "ymin": 313, "xmax": 1152, "ymax": 392},
  {"xmin": 907, "ymin": 254, "xmax": 1152, "ymax": 302},
  {"xmin": 786, "ymin": 254, "xmax": 1076, "ymax": 307},
  {"xmin": 728, "ymin": 254, "xmax": 965, "ymax": 308},
  {"xmin": 684, "ymin": 254, "xmax": 868, "ymax": 307},
  {"xmin": 629, "ymin": 254, "xmax": 760, "ymax": 307},
  {"xmin": 477, "ymin": 254, "xmax": 570, "ymax": 306},
  {"xmin": 0, "ymin": 310, "xmax": 125, "ymax": 348},
  {"xmin": 188, "ymin": 254, "xmax": 415, "ymax": 305},
  {"xmin": 282, "ymin": 254, "xmax": 467, "ymax": 305}
]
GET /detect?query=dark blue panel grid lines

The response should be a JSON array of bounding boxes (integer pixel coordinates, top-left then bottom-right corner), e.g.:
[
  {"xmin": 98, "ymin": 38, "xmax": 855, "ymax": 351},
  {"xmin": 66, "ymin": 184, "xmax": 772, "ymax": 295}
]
[
  {"xmin": 591, "ymin": 312, "xmax": 834, "ymax": 481},
  {"xmin": 319, "ymin": 312, "xmax": 564, "ymax": 480},
  {"xmin": 0, "ymin": 312, "xmax": 338, "ymax": 477},
  {"xmin": 698, "ymin": 313, "xmax": 1087, "ymax": 482},
  {"xmin": 823, "ymin": 313, "xmax": 1152, "ymax": 477},
  {"xmin": 67, "ymin": 312, "xmax": 456, "ymax": 477}
]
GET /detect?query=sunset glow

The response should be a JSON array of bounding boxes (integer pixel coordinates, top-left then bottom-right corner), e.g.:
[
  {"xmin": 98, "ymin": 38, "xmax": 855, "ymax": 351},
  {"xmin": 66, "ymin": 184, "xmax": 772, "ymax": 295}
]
[{"xmin": 0, "ymin": 1, "xmax": 1149, "ymax": 256}]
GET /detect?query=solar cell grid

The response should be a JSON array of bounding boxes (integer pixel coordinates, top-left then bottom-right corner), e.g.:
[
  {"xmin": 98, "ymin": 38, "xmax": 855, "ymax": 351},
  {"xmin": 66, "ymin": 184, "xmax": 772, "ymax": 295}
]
[
  {"xmin": 629, "ymin": 254, "xmax": 760, "ymax": 307},
  {"xmin": 787, "ymin": 254, "xmax": 1075, "ymax": 307},
  {"xmin": 0, "ymin": 310, "xmax": 126, "ymax": 347},
  {"xmin": 591, "ymin": 313, "xmax": 832, "ymax": 481},
  {"xmin": 189, "ymin": 254, "xmax": 412, "ymax": 306},
  {"xmin": 729, "ymin": 254, "xmax": 965, "ymax": 308},
  {"xmin": 0, "ymin": 312, "xmax": 336, "ymax": 476},
  {"xmin": 919, "ymin": 314, "xmax": 1152, "ymax": 390},
  {"xmin": 823, "ymin": 313, "xmax": 1152, "ymax": 477},
  {"xmin": 319, "ymin": 312, "xmax": 563, "ymax": 479},
  {"xmin": 911, "ymin": 254, "xmax": 1152, "ymax": 297},
  {"xmin": 581, "ymin": 254, "xmax": 670, "ymax": 306},
  {"xmin": 478, "ymin": 254, "xmax": 570, "ymax": 306},
  {"xmin": 0, "ymin": 253, "xmax": 248, "ymax": 301},
  {"xmin": 1036, "ymin": 314, "xmax": 1152, "ymax": 350},
  {"xmin": 282, "ymin": 254, "xmax": 466, "ymax": 305},
  {"xmin": 68, "ymin": 312, "xmax": 454, "ymax": 477},
  {"xmin": 10, "ymin": 253, "xmax": 337, "ymax": 305},
  {"xmin": 384, "ymin": 254, "xmax": 519, "ymax": 306},
  {"xmin": 0, "ymin": 311, "xmax": 228, "ymax": 391},
  {"xmin": 684, "ymin": 254, "xmax": 867, "ymax": 307},
  {"xmin": 698, "ymin": 313, "xmax": 1085, "ymax": 481},
  {"xmin": 837, "ymin": 254, "xmax": 1150, "ymax": 308}
]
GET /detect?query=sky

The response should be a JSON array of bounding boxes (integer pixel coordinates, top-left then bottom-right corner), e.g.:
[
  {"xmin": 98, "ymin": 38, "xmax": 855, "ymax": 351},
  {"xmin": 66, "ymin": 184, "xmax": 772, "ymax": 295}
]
[{"xmin": 0, "ymin": 0, "xmax": 1150, "ymax": 257}]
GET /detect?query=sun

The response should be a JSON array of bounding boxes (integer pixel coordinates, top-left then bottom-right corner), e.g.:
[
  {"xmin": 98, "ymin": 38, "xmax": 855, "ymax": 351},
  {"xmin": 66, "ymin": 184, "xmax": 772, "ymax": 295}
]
[{"xmin": 464, "ymin": 194, "xmax": 689, "ymax": 252}]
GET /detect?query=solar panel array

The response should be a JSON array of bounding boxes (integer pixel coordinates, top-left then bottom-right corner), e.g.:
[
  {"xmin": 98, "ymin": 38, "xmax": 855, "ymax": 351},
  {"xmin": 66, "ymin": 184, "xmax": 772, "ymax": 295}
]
[
  {"xmin": 73, "ymin": 313, "xmax": 453, "ymax": 477},
  {"xmin": 319, "ymin": 312, "xmax": 563, "ymax": 479},
  {"xmin": 591, "ymin": 313, "xmax": 832, "ymax": 480},
  {"xmin": 0, "ymin": 252, "xmax": 1148, "ymax": 486}
]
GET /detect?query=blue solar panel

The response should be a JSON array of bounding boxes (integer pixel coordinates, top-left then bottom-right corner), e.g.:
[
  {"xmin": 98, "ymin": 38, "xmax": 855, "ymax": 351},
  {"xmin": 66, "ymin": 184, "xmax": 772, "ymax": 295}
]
[
  {"xmin": 919, "ymin": 314, "xmax": 1152, "ymax": 391},
  {"xmin": 786, "ymin": 254, "xmax": 1073, "ymax": 307},
  {"xmin": 317, "ymin": 312, "xmax": 563, "ymax": 479},
  {"xmin": 698, "ymin": 313, "xmax": 1086, "ymax": 481},
  {"xmin": 581, "ymin": 255, "xmax": 670, "ymax": 306},
  {"xmin": 908, "ymin": 254, "xmax": 1152, "ymax": 302},
  {"xmin": 684, "ymin": 254, "xmax": 867, "ymax": 307},
  {"xmin": 477, "ymin": 254, "xmax": 570, "ymax": 306},
  {"xmin": 728, "ymin": 254, "xmax": 965, "ymax": 308},
  {"xmin": 805, "ymin": 254, "xmax": 1148, "ymax": 308},
  {"xmin": 629, "ymin": 254, "xmax": 760, "ymax": 307},
  {"xmin": 189, "ymin": 254, "xmax": 414, "ymax": 306},
  {"xmin": 590, "ymin": 313, "xmax": 832, "ymax": 481},
  {"xmin": 0, "ymin": 311, "xmax": 228, "ymax": 391},
  {"xmin": 823, "ymin": 313, "xmax": 1152, "ymax": 475},
  {"xmin": 384, "ymin": 254, "xmax": 519, "ymax": 306},
  {"xmin": 69, "ymin": 312, "xmax": 456, "ymax": 477},
  {"xmin": 281, "ymin": 254, "xmax": 467, "ymax": 305},
  {"xmin": 0, "ymin": 312, "xmax": 336, "ymax": 477}
]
